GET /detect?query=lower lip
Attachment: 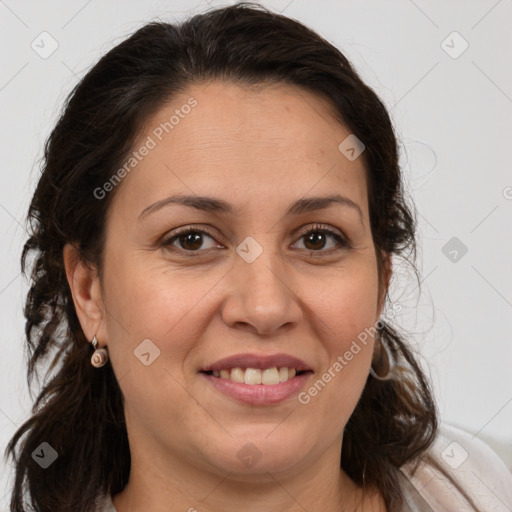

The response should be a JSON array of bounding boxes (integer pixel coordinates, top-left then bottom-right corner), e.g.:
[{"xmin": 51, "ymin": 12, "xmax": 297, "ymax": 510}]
[{"xmin": 200, "ymin": 372, "xmax": 312, "ymax": 405}]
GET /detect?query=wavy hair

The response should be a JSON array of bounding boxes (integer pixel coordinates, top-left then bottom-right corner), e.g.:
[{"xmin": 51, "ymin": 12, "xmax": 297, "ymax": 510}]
[{"xmin": 5, "ymin": 3, "xmax": 447, "ymax": 511}]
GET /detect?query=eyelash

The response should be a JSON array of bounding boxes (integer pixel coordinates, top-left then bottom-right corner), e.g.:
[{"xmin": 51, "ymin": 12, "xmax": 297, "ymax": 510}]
[{"xmin": 161, "ymin": 223, "xmax": 350, "ymax": 256}]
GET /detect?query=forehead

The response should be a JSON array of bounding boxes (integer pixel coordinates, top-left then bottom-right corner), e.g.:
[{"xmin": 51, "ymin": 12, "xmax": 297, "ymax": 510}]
[{"xmin": 109, "ymin": 80, "xmax": 368, "ymax": 218}]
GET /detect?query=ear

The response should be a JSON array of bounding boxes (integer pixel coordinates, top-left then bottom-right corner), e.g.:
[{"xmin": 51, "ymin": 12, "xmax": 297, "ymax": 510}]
[
  {"xmin": 377, "ymin": 251, "xmax": 392, "ymax": 317},
  {"xmin": 63, "ymin": 243, "xmax": 106, "ymax": 345}
]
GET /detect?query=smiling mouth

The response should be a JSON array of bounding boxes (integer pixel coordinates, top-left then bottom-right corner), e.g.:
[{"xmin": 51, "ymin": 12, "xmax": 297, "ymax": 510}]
[{"xmin": 202, "ymin": 367, "xmax": 311, "ymax": 385}]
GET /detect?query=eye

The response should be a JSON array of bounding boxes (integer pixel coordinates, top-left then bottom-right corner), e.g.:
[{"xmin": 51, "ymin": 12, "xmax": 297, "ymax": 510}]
[
  {"xmin": 161, "ymin": 227, "xmax": 222, "ymax": 252},
  {"xmin": 161, "ymin": 224, "xmax": 350, "ymax": 255},
  {"xmin": 293, "ymin": 223, "xmax": 350, "ymax": 253}
]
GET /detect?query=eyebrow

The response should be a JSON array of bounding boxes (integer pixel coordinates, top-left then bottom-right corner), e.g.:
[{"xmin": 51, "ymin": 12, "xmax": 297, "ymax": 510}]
[{"xmin": 138, "ymin": 193, "xmax": 364, "ymax": 224}]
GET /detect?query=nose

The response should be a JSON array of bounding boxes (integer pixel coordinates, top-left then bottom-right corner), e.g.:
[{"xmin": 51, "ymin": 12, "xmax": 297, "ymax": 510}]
[{"xmin": 220, "ymin": 242, "xmax": 303, "ymax": 336}]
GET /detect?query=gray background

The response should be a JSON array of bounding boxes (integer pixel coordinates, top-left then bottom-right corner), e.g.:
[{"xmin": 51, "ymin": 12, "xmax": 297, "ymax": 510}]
[{"xmin": 1, "ymin": 0, "xmax": 511, "ymax": 507}]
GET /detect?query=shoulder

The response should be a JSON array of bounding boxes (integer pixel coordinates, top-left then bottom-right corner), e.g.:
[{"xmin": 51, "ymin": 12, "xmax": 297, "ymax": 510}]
[
  {"xmin": 94, "ymin": 493, "xmax": 118, "ymax": 512},
  {"xmin": 400, "ymin": 423, "xmax": 512, "ymax": 511}
]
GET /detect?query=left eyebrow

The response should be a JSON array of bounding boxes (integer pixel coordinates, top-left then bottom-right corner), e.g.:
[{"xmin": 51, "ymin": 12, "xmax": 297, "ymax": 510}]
[{"xmin": 138, "ymin": 193, "xmax": 364, "ymax": 225}]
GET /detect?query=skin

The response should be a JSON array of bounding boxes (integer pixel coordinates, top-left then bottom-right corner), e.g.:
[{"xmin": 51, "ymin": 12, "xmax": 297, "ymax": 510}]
[{"xmin": 64, "ymin": 80, "xmax": 390, "ymax": 512}]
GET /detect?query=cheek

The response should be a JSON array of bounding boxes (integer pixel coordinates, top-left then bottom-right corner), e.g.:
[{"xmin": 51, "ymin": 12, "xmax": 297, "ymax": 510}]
[
  {"xmin": 298, "ymin": 264, "xmax": 379, "ymax": 419},
  {"xmin": 102, "ymin": 254, "xmax": 224, "ymax": 342},
  {"xmin": 100, "ymin": 258, "xmax": 221, "ymax": 433},
  {"xmin": 309, "ymin": 258, "xmax": 380, "ymax": 343}
]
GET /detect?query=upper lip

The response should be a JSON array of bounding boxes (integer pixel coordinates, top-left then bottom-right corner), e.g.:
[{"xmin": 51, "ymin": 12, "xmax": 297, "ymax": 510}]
[{"xmin": 201, "ymin": 353, "xmax": 312, "ymax": 373}]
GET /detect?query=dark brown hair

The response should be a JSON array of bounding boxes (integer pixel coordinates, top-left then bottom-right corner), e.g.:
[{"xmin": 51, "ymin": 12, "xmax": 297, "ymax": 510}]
[{"xmin": 5, "ymin": 3, "xmax": 444, "ymax": 511}]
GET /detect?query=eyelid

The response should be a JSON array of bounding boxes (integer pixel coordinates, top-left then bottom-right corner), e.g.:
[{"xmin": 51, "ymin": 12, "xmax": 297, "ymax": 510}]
[
  {"xmin": 296, "ymin": 223, "xmax": 346, "ymax": 240},
  {"xmin": 295, "ymin": 223, "xmax": 350, "ymax": 250},
  {"xmin": 160, "ymin": 224, "xmax": 221, "ymax": 248},
  {"xmin": 161, "ymin": 223, "xmax": 350, "ymax": 253}
]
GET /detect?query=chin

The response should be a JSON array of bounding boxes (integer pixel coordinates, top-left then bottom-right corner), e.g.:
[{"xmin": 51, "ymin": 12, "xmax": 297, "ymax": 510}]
[{"xmin": 200, "ymin": 430, "xmax": 315, "ymax": 477}]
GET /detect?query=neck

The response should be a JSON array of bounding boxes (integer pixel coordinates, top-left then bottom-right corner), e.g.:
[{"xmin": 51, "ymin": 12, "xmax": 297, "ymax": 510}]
[{"xmin": 112, "ymin": 442, "xmax": 373, "ymax": 512}]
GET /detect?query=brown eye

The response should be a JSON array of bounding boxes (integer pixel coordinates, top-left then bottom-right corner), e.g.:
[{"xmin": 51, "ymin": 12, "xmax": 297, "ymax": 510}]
[
  {"xmin": 303, "ymin": 231, "xmax": 327, "ymax": 251},
  {"xmin": 162, "ymin": 228, "xmax": 221, "ymax": 252},
  {"xmin": 175, "ymin": 231, "xmax": 204, "ymax": 251},
  {"xmin": 161, "ymin": 224, "xmax": 349, "ymax": 256},
  {"xmin": 294, "ymin": 225, "xmax": 349, "ymax": 253}
]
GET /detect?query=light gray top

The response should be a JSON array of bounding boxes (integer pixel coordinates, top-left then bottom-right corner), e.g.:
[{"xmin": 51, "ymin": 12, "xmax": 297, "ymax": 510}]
[{"xmin": 95, "ymin": 424, "xmax": 512, "ymax": 511}]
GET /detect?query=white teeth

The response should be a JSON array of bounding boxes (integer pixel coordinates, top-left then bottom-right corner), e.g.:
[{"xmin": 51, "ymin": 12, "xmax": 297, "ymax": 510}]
[
  {"xmin": 212, "ymin": 366, "xmax": 301, "ymax": 385},
  {"xmin": 230, "ymin": 367, "xmax": 245, "ymax": 383},
  {"xmin": 262, "ymin": 368, "xmax": 280, "ymax": 385},
  {"xmin": 244, "ymin": 368, "xmax": 262, "ymax": 385}
]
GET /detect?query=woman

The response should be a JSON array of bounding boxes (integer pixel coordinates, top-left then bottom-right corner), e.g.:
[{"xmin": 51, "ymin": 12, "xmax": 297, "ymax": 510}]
[{"xmin": 5, "ymin": 3, "xmax": 512, "ymax": 511}]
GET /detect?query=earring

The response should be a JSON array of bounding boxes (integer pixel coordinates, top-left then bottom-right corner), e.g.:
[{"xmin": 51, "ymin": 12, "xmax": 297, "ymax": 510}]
[
  {"xmin": 370, "ymin": 333, "xmax": 395, "ymax": 381},
  {"xmin": 90, "ymin": 335, "xmax": 109, "ymax": 368}
]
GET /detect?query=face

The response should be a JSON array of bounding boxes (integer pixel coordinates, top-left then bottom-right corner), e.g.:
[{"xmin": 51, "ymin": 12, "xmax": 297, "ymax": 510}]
[{"xmin": 73, "ymin": 81, "xmax": 389, "ymax": 482}]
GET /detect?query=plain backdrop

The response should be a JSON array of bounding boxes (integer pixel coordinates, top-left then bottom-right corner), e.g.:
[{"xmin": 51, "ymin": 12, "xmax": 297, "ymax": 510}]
[{"xmin": 1, "ymin": 0, "xmax": 511, "ymax": 507}]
